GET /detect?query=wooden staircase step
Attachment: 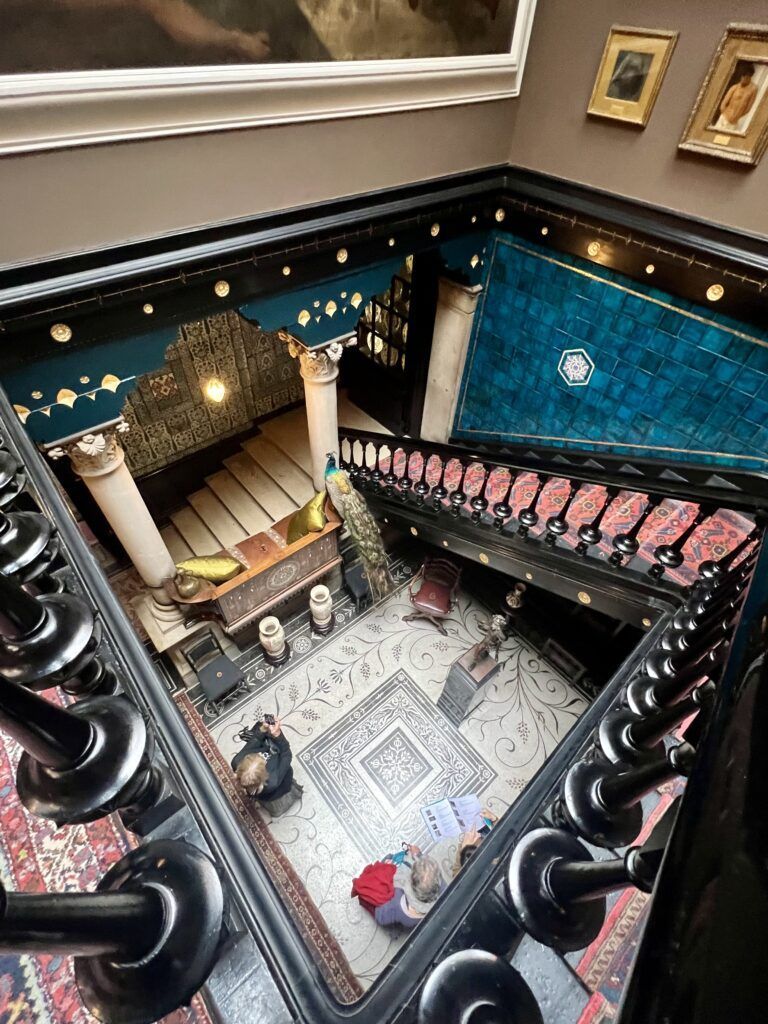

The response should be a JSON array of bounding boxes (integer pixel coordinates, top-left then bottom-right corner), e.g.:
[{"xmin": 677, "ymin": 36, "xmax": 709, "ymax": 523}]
[
  {"xmin": 259, "ymin": 408, "xmax": 313, "ymax": 476},
  {"xmin": 205, "ymin": 470, "xmax": 272, "ymax": 536},
  {"xmin": 224, "ymin": 452, "xmax": 299, "ymax": 522},
  {"xmin": 188, "ymin": 488, "xmax": 248, "ymax": 548},
  {"xmin": 161, "ymin": 524, "xmax": 193, "ymax": 563},
  {"xmin": 242, "ymin": 436, "xmax": 316, "ymax": 506},
  {"xmin": 338, "ymin": 392, "xmax": 392, "ymax": 434},
  {"xmin": 170, "ymin": 507, "xmax": 220, "ymax": 556}
]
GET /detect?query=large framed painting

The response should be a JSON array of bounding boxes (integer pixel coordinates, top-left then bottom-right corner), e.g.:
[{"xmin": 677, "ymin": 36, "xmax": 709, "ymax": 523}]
[
  {"xmin": 680, "ymin": 23, "xmax": 768, "ymax": 166},
  {"xmin": 0, "ymin": 0, "xmax": 538, "ymax": 156},
  {"xmin": 587, "ymin": 25, "xmax": 678, "ymax": 128}
]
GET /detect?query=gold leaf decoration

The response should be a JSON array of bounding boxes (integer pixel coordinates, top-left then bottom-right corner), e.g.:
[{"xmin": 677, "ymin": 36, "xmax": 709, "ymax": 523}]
[
  {"xmin": 101, "ymin": 374, "xmax": 121, "ymax": 393},
  {"xmin": 13, "ymin": 405, "xmax": 30, "ymax": 423},
  {"xmin": 56, "ymin": 388, "xmax": 77, "ymax": 408},
  {"xmin": 297, "ymin": 310, "xmax": 311, "ymax": 327}
]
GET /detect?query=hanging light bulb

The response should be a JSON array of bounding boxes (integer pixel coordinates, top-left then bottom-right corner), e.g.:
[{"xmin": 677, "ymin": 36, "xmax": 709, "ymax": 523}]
[{"xmin": 205, "ymin": 378, "xmax": 226, "ymax": 403}]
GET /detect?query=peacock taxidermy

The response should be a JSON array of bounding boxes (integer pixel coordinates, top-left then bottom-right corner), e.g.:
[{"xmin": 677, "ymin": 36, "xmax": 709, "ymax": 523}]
[{"xmin": 324, "ymin": 453, "xmax": 394, "ymax": 601}]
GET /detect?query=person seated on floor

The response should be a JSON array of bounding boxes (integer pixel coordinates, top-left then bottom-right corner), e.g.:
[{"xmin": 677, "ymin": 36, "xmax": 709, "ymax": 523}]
[
  {"xmin": 231, "ymin": 717, "xmax": 303, "ymax": 817},
  {"xmin": 374, "ymin": 854, "xmax": 444, "ymax": 929},
  {"xmin": 427, "ymin": 808, "xmax": 499, "ymax": 884}
]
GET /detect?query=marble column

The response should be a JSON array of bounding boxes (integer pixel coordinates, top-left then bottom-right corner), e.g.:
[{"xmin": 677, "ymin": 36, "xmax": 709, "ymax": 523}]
[
  {"xmin": 420, "ymin": 279, "xmax": 483, "ymax": 444},
  {"xmin": 292, "ymin": 340, "xmax": 345, "ymax": 492},
  {"xmin": 52, "ymin": 426, "xmax": 177, "ymax": 614}
]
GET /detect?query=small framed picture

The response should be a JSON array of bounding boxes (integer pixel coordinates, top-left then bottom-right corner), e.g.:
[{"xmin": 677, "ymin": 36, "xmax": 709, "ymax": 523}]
[
  {"xmin": 680, "ymin": 23, "xmax": 768, "ymax": 166},
  {"xmin": 587, "ymin": 25, "xmax": 678, "ymax": 128}
]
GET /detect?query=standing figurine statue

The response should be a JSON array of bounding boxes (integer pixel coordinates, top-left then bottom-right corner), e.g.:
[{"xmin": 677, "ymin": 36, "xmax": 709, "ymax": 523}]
[{"xmin": 467, "ymin": 613, "xmax": 508, "ymax": 671}]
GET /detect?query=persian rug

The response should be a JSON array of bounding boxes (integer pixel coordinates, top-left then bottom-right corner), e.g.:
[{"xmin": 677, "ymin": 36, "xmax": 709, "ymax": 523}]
[
  {"xmin": 174, "ymin": 692, "xmax": 364, "ymax": 1004},
  {"xmin": 383, "ymin": 451, "xmax": 754, "ymax": 586},
  {"xmin": 574, "ymin": 780, "xmax": 685, "ymax": 1014},
  {"xmin": 0, "ymin": 692, "xmax": 213, "ymax": 1024}
]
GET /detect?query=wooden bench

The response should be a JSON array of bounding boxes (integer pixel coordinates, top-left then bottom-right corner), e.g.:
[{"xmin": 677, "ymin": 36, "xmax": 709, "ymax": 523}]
[{"xmin": 167, "ymin": 502, "xmax": 342, "ymax": 640}]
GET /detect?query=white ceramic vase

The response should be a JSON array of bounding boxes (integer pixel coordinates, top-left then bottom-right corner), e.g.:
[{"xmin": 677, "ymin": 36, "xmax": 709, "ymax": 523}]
[
  {"xmin": 259, "ymin": 615, "xmax": 287, "ymax": 661},
  {"xmin": 309, "ymin": 584, "xmax": 333, "ymax": 631}
]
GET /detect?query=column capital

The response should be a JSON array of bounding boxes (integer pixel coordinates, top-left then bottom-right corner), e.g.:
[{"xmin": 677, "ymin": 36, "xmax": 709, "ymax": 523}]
[
  {"xmin": 47, "ymin": 420, "xmax": 130, "ymax": 479},
  {"xmin": 438, "ymin": 278, "xmax": 483, "ymax": 316},
  {"xmin": 278, "ymin": 330, "xmax": 356, "ymax": 384}
]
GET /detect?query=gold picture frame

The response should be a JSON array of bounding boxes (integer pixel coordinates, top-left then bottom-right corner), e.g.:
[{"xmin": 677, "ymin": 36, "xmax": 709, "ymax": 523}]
[
  {"xmin": 680, "ymin": 23, "xmax": 768, "ymax": 166},
  {"xmin": 587, "ymin": 25, "xmax": 678, "ymax": 128}
]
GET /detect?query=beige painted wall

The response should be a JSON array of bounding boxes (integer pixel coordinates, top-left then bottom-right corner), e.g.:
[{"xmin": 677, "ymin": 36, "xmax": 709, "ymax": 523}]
[
  {"xmin": 506, "ymin": 0, "xmax": 768, "ymax": 238},
  {"xmin": 0, "ymin": 100, "xmax": 513, "ymax": 268}
]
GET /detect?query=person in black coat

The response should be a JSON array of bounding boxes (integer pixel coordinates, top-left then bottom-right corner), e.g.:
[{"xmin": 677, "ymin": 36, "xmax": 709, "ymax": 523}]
[{"xmin": 231, "ymin": 718, "xmax": 303, "ymax": 816}]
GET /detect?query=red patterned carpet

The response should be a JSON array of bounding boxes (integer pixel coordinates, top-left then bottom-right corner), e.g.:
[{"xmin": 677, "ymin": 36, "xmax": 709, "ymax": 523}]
[
  {"xmin": 0, "ymin": 691, "xmax": 214, "ymax": 1024},
  {"xmin": 381, "ymin": 452, "xmax": 753, "ymax": 585}
]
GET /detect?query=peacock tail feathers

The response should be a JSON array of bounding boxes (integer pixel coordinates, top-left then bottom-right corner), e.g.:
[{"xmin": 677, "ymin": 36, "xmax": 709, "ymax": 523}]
[{"xmin": 325, "ymin": 467, "xmax": 394, "ymax": 601}]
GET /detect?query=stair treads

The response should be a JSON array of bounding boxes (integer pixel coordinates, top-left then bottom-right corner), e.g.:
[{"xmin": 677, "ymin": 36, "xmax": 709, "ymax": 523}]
[
  {"xmin": 242, "ymin": 437, "xmax": 315, "ymax": 506},
  {"xmin": 205, "ymin": 470, "xmax": 272, "ymax": 536},
  {"xmin": 224, "ymin": 452, "xmax": 299, "ymax": 522},
  {"xmin": 170, "ymin": 507, "xmax": 220, "ymax": 557},
  {"xmin": 259, "ymin": 408, "xmax": 313, "ymax": 476},
  {"xmin": 338, "ymin": 392, "xmax": 392, "ymax": 435},
  {"xmin": 161, "ymin": 524, "xmax": 194, "ymax": 563},
  {"xmin": 187, "ymin": 488, "xmax": 248, "ymax": 548}
]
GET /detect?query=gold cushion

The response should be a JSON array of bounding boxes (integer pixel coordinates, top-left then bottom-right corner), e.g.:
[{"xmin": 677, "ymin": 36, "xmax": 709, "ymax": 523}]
[
  {"xmin": 287, "ymin": 491, "xmax": 327, "ymax": 545},
  {"xmin": 175, "ymin": 555, "xmax": 244, "ymax": 583}
]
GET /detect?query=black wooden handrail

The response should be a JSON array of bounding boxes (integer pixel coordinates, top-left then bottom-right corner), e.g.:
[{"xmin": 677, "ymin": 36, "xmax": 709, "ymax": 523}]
[{"xmin": 341, "ymin": 428, "xmax": 768, "ymax": 512}]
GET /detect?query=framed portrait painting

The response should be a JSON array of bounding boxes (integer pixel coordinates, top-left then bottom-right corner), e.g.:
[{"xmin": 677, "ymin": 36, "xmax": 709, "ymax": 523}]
[
  {"xmin": 587, "ymin": 26, "xmax": 678, "ymax": 128},
  {"xmin": 680, "ymin": 24, "xmax": 768, "ymax": 166}
]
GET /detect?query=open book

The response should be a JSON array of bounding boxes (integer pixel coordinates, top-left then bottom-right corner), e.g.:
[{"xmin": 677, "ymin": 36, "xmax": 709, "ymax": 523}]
[{"xmin": 421, "ymin": 794, "xmax": 484, "ymax": 842}]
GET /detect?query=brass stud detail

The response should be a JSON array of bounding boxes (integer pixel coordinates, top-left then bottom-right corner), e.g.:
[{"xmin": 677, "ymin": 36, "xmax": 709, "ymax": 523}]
[
  {"xmin": 336, "ymin": 248, "xmax": 348, "ymax": 264},
  {"xmin": 645, "ymin": 264, "xmax": 655, "ymax": 275},
  {"xmin": 587, "ymin": 241, "xmax": 601, "ymax": 257},
  {"xmin": 525, "ymin": 572, "xmax": 533, "ymax": 581},
  {"xmin": 442, "ymin": 540, "xmax": 449, "ymax": 547},
  {"xmin": 79, "ymin": 376, "xmax": 90, "ymax": 384},
  {"xmin": 142, "ymin": 303, "xmax": 154, "ymax": 315},
  {"xmin": 388, "ymin": 238, "xmax": 396, "ymax": 247},
  {"xmin": 430, "ymin": 223, "xmax": 440, "ymax": 237},
  {"xmin": 577, "ymin": 591, "xmax": 592, "ymax": 605},
  {"xmin": 494, "ymin": 208, "xmax": 506, "ymax": 223},
  {"xmin": 706, "ymin": 283, "xmax": 724, "ymax": 302},
  {"xmin": 541, "ymin": 226, "xmax": 549, "ymax": 236},
  {"xmin": 479, "ymin": 553, "xmax": 489, "ymax": 565},
  {"xmin": 214, "ymin": 280, "xmax": 230, "ymax": 298},
  {"xmin": 50, "ymin": 323, "xmax": 72, "ymax": 343},
  {"xmin": 31, "ymin": 390, "xmax": 43, "ymax": 400},
  {"xmin": 410, "ymin": 526, "xmax": 418, "ymax": 536},
  {"xmin": 471, "ymin": 215, "xmax": 478, "ymax": 224},
  {"xmin": 642, "ymin": 617, "xmax": 652, "ymax": 628},
  {"xmin": 282, "ymin": 266, "xmax": 291, "ymax": 277}
]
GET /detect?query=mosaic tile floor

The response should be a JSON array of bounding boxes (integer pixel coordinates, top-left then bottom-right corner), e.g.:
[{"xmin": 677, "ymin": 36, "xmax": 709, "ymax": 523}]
[{"xmin": 206, "ymin": 569, "xmax": 589, "ymax": 988}]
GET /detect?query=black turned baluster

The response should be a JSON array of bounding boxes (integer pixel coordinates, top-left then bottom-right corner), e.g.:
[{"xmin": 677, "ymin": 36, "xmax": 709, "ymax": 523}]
[
  {"xmin": 626, "ymin": 641, "xmax": 727, "ymax": 716},
  {"xmin": 431, "ymin": 458, "xmax": 450, "ymax": 512},
  {"xmin": 0, "ymin": 574, "xmax": 114, "ymax": 696},
  {"xmin": 492, "ymin": 470, "xmax": 518, "ymax": 531},
  {"xmin": 575, "ymin": 487, "xmax": 619, "ymax": 556},
  {"xmin": 507, "ymin": 828, "xmax": 662, "ymax": 951},
  {"xmin": 370, "ymin": 443, "xmax": 384, "ymax": 489},
  {"xmin": 697, "ymin": 523, "xmax": 761, "ymax": 580},
  {"xmin": 0, "ymin": 508, "xmax": 59, "ymax": 585},
  {"xmin": 356, "ymin": 442, "xmax": 371, "ymax": 489},
  {"xmin": 609, "ymin": 493, "xmax": 662, "ymax": 566},
  {"xmin": 418, "ymin": 950, "xmax": 542, "ymax": 1024},
  {"xmin": 398, "ymin": 450, "xmax": 414, "ymax": 502},
  {"xmin": 517, "ymin": 475, "xmax": 548, "ymax": 537},
  {"xmin": 641, "ymin": 617, "xmax": 733, "ymax": 683},
  {"xmin": 685, "ymin": 549, "xmax": 757, "ymax": 609},
  {"xmin": 649, "ymin": 505, "xmax": 713, "ymax": 580},
  {"xmin": 470, "ymin": 464, "xmax": 493, "ymax": 525},
  {"xmin": 338, "ymin": 437, "xmax": 350, "ymax": 473},
  {"xmin": 413, "ymin": 453, "xmax": 431, "ymax": 507},
  {"xmin": 672, "ymin": 575, "xmax": 749, "ymax": 632},
  {"xmin": 383, "ymin": 447, "xmax": 400, "ymax": 496},
  {"xmin": 0, "ymin": 675, "xmax": 162, "ymax": 827},
  {"xmin": 0, "ymin": 839, "xmax": 225, "ymax": 1024},
  {"xmin": 448, "ymin": 461, "xmax": 470, "ymax": 518},
  {"xmin": 544, "ymin": 480, "xmax": 582, "ymax": 547},
  {"xmin": 0, "ymin": 449, "xmax": 26, "ymax": 510},
  {"xmin": 599, "ymin": 681, "xmax": 715, "ymax": 765},
  {"xmin": 661, "ymin": 589, "xmax": 744, "ymax": 651},
  {"xmin": 554, "ymin": 743, "xmax": 695, "ymax": 847},
  {"xmin": 660, "ymin": 604, "xmax": 738, "ymax": 655}
]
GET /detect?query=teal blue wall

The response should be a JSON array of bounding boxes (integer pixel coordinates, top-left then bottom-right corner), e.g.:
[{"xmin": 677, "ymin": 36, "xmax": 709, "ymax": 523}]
[{"xmin": 453, "ymin": 232, "xmax": 768, "ymax": 471}]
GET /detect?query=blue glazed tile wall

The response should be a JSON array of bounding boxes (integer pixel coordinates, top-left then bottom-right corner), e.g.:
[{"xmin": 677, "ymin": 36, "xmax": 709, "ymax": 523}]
[{"xmin": 453, "ymin": 232, "xmax": 768, "ymax": 470}]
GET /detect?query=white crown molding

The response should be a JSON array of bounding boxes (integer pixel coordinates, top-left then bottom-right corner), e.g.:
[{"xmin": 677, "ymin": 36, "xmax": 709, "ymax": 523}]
[{"xmin": 0, "ymin": 0, "xmax": 537, "ymax": 155}]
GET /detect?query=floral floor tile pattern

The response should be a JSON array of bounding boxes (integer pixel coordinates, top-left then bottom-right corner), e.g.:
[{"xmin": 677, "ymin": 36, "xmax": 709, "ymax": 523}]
[{"xmin": 206, "ymin": 571, "xmax": 589, "ymax": 988}]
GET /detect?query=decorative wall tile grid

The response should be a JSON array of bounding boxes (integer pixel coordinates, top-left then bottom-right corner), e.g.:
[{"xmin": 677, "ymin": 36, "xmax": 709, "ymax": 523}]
[{"xmin": 454, "ymin": 232, "xmax": 768, "ymax": 469}]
